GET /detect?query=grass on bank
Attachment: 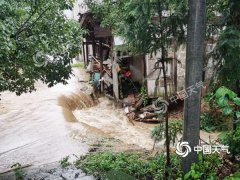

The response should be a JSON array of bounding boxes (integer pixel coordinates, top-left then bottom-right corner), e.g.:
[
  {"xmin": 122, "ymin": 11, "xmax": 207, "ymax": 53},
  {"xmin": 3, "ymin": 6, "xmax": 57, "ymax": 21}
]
[
  {"xmin": 74, "ymin": 151, "xmax": 237, "ymax": 180},
  {"xmin": 75, "ymin": 152, "xmax": 181, "ymax": 179}
]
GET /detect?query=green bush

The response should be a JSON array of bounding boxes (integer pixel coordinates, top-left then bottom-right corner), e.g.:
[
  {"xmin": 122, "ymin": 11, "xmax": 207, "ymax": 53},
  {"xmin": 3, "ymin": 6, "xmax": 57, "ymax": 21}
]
[
  {"xmin": 200, "ymin": 112, "xmax": 231, "ymax": 132},
  {"xmin": 140, "ymin": 86, "xmax": 148, "ymax": 106},
  {"xmin": 201, "ymin": 86, "xmax": 240, "ymax": 132},
  {"xmin": 75, "ymin": 152, "xmax": 182, "ymax": 179},
  {"xmin": 151, "ymin": 119, "xmax": 183, "ymax": 145},
  {"xmin": 200, "ymin": 113, "xmax": 216, "ymax": 132},
  {"xmin": 75, "ymin": 152, "xmax": 230, "ymax": 180},
  {"xmin": 60, "ymin": 156, "xmax": 71, "ymax": 168},
  {"xmin": 220, "ymin": 126, "xmax": 240, "ymax": 156},
  {"xmin": 224, "ymin": 171, "xmax": 240, "ymax": 179},
  {"xmin": 184, "ymin": 154, "xmax": 221, "ymax": 180}
]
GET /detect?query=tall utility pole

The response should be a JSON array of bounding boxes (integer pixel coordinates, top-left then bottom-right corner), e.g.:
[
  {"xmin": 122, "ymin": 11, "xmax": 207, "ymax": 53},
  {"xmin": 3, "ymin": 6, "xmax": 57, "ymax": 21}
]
[{"xmin": 182, "ymin": 0, "xmax": 206, "ymax": 173}]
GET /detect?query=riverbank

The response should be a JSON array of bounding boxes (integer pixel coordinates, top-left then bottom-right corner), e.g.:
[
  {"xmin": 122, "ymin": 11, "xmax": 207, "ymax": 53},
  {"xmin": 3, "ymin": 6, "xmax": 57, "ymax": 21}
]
[{"xmin": 0, "ymin": 67, "xmax": 151, "ymax": 179}]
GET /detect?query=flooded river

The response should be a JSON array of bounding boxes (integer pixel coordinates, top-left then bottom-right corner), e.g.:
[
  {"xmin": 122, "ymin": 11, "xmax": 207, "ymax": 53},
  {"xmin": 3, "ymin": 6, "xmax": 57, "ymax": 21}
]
[
  {"xmin": 0, "ymin": 69, "xmax": 92, "ymax": 173},
  {"xmin": 0, "ymin": 68, "xmax": 156, "ymax": 174}
]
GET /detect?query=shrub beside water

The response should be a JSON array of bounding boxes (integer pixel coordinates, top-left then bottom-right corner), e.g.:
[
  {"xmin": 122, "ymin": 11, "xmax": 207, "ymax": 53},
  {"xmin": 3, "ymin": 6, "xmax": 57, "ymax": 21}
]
[
  {"xmin": 75, "ymin": 152, "xmax": 231, "ymax": 180},
  {"xmin": 75, "ymin": 152, "xmax": 181, "ymax": 179}
]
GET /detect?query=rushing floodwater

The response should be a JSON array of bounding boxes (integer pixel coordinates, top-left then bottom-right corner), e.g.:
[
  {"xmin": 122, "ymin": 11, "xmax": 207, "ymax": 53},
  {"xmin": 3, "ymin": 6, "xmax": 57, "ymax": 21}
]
[
  {"xmin": 73, "ymin": 100, "xmax": 156, "ymax": 150},
  {"xmin": 0, "ymin": 68, "xmax": 158, "ymax": 173},
  {"xmin": 0, "ymin": 69, "xmax": 92, "ymax": 173},
  {"xmin": 0, "ymin": 67, "xmax": 220, "ymax": 174}
]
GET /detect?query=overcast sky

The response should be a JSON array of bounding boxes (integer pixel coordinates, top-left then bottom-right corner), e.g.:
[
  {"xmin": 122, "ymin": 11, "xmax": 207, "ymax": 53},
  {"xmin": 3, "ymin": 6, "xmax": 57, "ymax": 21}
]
[{"xmin": 64, "ymin": 0, "xmax": 88, "ymax": 20}]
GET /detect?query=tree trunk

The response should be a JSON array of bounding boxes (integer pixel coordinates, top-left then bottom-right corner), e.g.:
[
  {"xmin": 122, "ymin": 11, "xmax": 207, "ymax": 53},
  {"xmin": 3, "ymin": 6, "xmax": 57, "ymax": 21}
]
[
  {"xmin": 182, "ymin": 0, "xmax": 206, "ymax": 173},
  {"xmin": 157, "ymin": 0, "xmax": 171, "ymax": 174}
]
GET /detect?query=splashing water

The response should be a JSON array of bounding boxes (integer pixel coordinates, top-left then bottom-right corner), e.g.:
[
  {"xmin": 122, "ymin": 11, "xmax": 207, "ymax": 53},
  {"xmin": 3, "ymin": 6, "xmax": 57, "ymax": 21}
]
[
  {"xmin": 73, "ymin": 97, "xmax": 157, "ymax": 150},
  {"xmin": 0, "ymin": 68, "xmax": 91, "ymax": 172},
  {"xmin": 58, "ymin": 92, "xmax": 96, "ymax": 122}
]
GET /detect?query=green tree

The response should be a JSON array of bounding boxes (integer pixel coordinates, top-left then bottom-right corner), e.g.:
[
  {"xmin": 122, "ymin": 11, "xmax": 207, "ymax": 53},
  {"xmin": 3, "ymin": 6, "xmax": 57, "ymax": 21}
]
[
  {"xmin": 210, "ymin": 0, "xmax": 240, "ymax": 91},
  {"xmin": 182, "ymin": 0, "xmax": 206, "ymax": 173},
  {"xmin": 0, "ymin": 0, "xmax": 85, "ymax": 95},
  {"xmin": 86, "ymin": 0, "xmax": 188, "ymax": 55}
]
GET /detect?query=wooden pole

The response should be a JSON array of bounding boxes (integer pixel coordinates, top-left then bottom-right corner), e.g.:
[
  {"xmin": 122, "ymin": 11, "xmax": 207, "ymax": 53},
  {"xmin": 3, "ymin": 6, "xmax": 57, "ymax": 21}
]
[
  {"xmin": 82, "ymin": 42, "xmax": 86, "ymax": 67},
  {"xmin": 86, "ymin": 42, "xmax": 89, "ymax": 65},
  {"xmin": 173, "ymin": 40, "xmax": 178, "ymax": 93},
  {"xmin": 93, "ymin": 39, "xmax": 96, "ymax": 58},
  {"xmin": 99, "ymin": 39, "xmax": 104, "ymax": 93}
]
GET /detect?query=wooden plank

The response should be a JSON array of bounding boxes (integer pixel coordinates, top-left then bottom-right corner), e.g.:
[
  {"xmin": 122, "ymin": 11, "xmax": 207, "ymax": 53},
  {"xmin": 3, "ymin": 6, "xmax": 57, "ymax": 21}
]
[
  {"xmin": 94, "ymin": 27, "xmax": 112, "ymax": 38},
  {"xmin": 112, "ymin": 56, "xmax": 119, "ymax": 100},
  {"xmin": 82, "ymin": 42, "xmax": 86, "ymax": 67}
]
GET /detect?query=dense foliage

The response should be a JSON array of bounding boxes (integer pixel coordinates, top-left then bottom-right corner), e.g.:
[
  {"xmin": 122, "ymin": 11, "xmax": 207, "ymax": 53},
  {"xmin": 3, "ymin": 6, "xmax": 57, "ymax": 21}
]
[
  {"xmin": 0, "ymin": 0, "xmax": 85, "ymax": 95},
  {"xmin": 75, "ymin": 152, "xmax": 235, "ymax": 180},
  {"xmin": 209, "ymin": 86, "xmax": 240, "ymax": 157},
  {"xmin": 200, "ymin": 112, "xmax": 230, "ymax": 132},
  {"xmin": 221, "ymin": 126, "xmax": 240, "ymax": 156},
  {"xmin": 184, "ymin": 154, "xmax": 221, "ymax": 180},
  {"xmin": 85, "ymin": 0, "xmax": 188, "ymax": 54},
  {"xmin": 211, "ymin": 0, "xmax": 240, "ymax": 89},
  {"xmin": 76, "ymin": 152, "xmax": 182, "ymax": 179},
  {"xmin": 86, "ymin": 0, "xmax": 240, "ymax": 90}
]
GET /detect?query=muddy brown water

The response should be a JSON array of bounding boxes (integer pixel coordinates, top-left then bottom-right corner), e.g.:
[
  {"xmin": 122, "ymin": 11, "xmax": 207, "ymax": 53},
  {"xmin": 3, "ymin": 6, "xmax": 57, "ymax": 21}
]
[
  {"xmin": 0, "ymin": 68, "xmax": 219, "ymax": 174},
  {"xmin": 0, "ymin": 68, "xmax": 157, "ymax": 174},
  {"xmin": 73, "ymin": 99, "xmax": 157, "ymax": 150},
  {"xmin": 0, "ymin": 69, "xmax": 93, "ymax": 172}
]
